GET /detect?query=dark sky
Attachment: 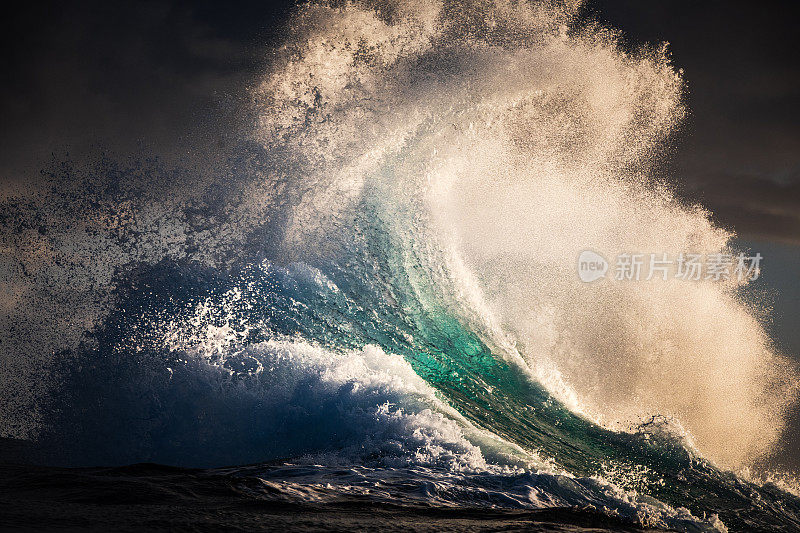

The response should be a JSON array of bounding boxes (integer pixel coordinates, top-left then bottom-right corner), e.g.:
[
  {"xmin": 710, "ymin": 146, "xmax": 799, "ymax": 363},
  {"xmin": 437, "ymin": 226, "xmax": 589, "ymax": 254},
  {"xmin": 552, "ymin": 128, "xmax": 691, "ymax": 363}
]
[
  {"xmin": 3, "ymin": 0, "xmax": 799, "ymax": 243},
  {"xmin": 1, "ymin": 0, "xmax": 294, "ymax": 192},
  {"xmin": 584, "ymin": 0, "xmax": 800, "ymax": 245}
]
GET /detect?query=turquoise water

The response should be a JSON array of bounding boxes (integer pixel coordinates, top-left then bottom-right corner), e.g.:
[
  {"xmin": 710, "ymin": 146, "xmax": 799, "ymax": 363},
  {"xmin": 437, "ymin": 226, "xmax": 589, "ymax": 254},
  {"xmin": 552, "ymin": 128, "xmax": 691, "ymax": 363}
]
[
  {"xmin": 36, "ymin": 206, "xmax": 800, "ymax": 532},
  {"xmin": 7, "ymin": 1, "xmax": 800, "ymax": 530}
]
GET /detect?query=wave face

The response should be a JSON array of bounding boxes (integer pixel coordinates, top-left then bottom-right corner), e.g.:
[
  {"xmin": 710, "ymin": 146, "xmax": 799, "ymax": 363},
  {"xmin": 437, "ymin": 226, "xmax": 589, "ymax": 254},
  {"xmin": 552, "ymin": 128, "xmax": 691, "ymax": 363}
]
[
  {"xmin": 2, "ymin": 1, "xmax": 800, "ymax": 531},
  {"xmin": 249, "ymin": 0, "xmax": 797, "ymax": 468}
]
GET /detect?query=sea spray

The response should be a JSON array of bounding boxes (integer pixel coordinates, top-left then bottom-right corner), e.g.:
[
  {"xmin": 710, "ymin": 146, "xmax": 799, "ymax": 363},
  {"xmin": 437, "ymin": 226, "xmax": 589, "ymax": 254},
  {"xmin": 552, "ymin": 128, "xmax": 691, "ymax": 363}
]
[
  {"xmin": 250, "ymin": 0, "xmax": 795, "ymax": 468},
  {"xmin": 1, "ymin": 1, "xmax": 800, "ymax": 531}
]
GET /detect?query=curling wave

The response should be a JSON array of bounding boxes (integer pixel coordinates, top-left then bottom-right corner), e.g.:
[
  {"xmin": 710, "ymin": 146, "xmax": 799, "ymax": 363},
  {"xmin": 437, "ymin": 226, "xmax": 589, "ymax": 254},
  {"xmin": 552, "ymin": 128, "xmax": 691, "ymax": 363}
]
[{"xmin": 2, "ymin": 1, "xmax": 800, "ymax": 531}]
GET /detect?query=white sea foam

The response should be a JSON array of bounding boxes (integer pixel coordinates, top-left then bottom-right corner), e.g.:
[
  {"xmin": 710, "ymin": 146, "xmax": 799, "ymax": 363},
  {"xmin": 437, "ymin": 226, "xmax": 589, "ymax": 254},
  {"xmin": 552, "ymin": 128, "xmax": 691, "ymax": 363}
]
[{"xmin": 174, "ymin": 333, "xmax": 724, "ymax": 531}]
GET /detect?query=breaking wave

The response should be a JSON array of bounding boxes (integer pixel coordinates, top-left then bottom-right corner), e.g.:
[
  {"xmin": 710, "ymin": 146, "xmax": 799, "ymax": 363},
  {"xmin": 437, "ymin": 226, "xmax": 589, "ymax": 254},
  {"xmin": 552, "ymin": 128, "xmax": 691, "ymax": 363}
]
[{"xmin": 2, "ymin": 1, "xmax": 800, "ymax": 531}]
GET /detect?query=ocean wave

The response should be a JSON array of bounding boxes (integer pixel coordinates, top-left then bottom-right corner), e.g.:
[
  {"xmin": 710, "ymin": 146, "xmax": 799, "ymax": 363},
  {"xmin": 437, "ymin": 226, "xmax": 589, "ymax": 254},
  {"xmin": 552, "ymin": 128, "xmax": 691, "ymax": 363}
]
[{"xmin": 3, "ymin": 1, "xmax": 800, "ymax": 531}]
